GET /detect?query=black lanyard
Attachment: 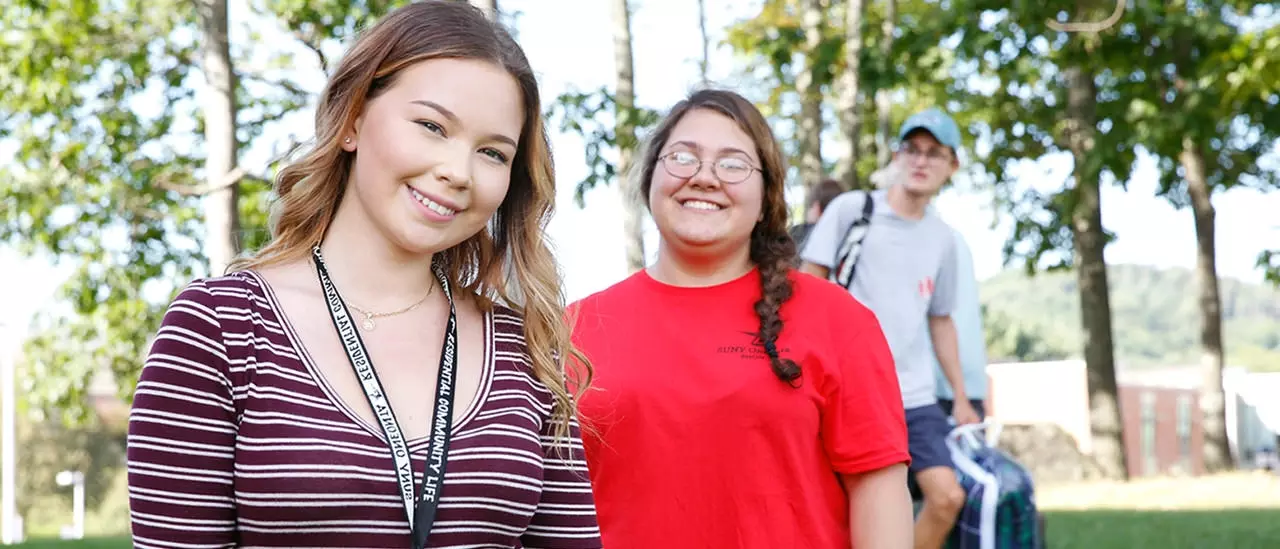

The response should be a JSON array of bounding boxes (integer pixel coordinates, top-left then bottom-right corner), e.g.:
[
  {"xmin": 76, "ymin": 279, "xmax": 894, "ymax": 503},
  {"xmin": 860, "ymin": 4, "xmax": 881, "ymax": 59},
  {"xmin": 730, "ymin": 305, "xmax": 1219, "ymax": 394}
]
[{"xmin": 312, "ymin": 245, "xmax": 458, "ymax": 549}]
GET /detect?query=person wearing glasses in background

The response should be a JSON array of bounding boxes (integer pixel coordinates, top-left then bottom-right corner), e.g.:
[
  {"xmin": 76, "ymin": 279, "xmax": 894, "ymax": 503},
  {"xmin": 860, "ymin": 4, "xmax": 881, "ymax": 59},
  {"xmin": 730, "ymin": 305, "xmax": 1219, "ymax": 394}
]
[{"xmin": 800, "ymin": 108, "xmax": 979, "ymax": 549}]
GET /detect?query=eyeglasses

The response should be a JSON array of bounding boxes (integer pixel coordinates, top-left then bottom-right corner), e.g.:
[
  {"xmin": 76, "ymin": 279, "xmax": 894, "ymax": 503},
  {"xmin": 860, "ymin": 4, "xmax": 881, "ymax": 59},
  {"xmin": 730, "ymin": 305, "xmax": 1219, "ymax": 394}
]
[
  {"xmin": 899, "ymin": 143, "xmax": 954, "ymax": 164},
  {"xmin": 660, "ymin": 151, "xmax": 761, "ymax": 184}
]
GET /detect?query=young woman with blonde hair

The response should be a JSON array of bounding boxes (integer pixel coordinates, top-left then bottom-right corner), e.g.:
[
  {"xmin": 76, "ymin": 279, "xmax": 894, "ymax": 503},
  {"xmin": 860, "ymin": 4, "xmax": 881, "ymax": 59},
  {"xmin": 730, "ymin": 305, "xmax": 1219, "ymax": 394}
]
[{"xmin": 126, "ymin": 2, "xmax": 599, "ymax": 547}]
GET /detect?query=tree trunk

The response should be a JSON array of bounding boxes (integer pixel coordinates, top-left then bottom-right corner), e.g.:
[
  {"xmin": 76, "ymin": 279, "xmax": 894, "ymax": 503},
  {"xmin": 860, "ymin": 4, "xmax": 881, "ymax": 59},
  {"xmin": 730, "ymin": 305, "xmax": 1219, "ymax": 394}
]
[
  {"xmin": 198, "ymin": 0, "xmax": 240, "ymax": 277},
  {"xmin": 1180, "ymin": 138, "xmax": 1233, "ymax": 473},
  {"xmin": 795, "ymin": 0, "xmax": 825, "ymax": 191},
  {"xmin": 612, "ymin": 0, "xmax": 645, "ymax": 273},
  {"xmin": 470, "ymin": 0, "xmax": 498, "ymax": 21},
  {"xmin": 874, "ymin": 0, "xmax": 896, "ymax": 168},
  {"xmin": 834, "ymin": 0, "xmax": 866, "ymax": 189},
  {"xmin": 1063, "ymin": 64, "xmax": 1128, "ymax": 481},
  {"xmin": 697, "ymin": 0, "xmax": 710, "ymax": 85}
]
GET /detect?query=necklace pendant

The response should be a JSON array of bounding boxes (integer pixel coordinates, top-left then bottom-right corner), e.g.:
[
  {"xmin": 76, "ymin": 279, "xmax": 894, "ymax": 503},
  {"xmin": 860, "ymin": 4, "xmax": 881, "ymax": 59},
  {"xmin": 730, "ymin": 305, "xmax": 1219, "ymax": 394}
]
[{"xmin": 361, "ymin": 316, "xmax": 376, "ymax": 331}]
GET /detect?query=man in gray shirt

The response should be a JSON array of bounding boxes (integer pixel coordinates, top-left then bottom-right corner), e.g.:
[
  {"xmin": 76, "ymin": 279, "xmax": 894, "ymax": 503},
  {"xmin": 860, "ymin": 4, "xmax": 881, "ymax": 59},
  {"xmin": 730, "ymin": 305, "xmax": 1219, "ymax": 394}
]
[{"xmin": 800, "ymin": 107, "xmax": 977, "ymax": 549}]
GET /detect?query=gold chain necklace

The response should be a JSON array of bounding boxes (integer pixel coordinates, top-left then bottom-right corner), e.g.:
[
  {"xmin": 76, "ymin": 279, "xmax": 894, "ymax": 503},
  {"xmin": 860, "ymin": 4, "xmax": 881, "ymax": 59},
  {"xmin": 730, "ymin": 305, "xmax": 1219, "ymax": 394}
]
[{"xmin": 346, "ymin": 282, "xmax": 435, "ymax": 331}]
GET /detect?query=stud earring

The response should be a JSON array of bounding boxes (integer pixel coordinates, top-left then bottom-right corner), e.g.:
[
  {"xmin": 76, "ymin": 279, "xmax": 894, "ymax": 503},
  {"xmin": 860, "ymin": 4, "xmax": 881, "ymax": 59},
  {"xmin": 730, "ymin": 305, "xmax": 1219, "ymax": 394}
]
[{"xmin": 344, "ymin": 137, "xmax": 352, "ymax": 144}]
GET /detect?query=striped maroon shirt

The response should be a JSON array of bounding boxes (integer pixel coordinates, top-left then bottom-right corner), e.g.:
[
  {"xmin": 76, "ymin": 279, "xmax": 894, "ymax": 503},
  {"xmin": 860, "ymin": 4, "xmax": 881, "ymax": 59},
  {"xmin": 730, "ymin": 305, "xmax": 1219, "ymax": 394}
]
[{"xmin": 126, "ymin": 272, "xmax": 602, "ymax": 548}]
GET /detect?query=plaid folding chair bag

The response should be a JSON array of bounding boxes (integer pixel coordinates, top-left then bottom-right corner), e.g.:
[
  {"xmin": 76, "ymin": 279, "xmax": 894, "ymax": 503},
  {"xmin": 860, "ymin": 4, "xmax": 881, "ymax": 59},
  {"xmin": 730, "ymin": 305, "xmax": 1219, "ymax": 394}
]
[{"xmin": 944, "ymin": 422, "xmax": 1045, "ymax": 549}]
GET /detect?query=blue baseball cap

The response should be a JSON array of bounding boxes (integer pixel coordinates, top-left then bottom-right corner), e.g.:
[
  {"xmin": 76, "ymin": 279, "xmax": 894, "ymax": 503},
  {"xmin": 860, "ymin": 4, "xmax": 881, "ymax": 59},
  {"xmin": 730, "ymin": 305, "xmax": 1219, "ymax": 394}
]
[{"xmin": 897, "ymin": 107, "xmax": 962, "ymax": 150}]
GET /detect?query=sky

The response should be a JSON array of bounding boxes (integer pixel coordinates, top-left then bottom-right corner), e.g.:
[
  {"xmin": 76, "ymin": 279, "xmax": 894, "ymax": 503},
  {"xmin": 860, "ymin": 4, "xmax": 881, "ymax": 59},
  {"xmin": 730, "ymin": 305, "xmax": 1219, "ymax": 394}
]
[{"xmin": 2, "ymin": 0, "xmax": 1279, "ymax": 344}]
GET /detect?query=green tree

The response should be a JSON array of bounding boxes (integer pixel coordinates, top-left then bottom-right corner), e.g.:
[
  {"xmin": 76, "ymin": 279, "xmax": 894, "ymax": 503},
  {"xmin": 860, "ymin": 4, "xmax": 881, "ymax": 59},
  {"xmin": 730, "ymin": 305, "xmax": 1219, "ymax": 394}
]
[
  {"xmin": 832, "ymin": 0, "xmax": 868, "ymax": 187},
  {"xmin": 795, "ymin": 0, "xmax": 828, "ymax": 190},
  {"xmin": 2, "ymin": 0, "xmax": 208, "ymax": 425},
  {"xmin": 199, "ymin": 0, "xmax": 240, "ymax": 278},
  {"xmin": 725, "ymin": 0, "xmax": 959, "ymax": 192},
  {"xmin": 947, "ymin": 1, "xmax": 1279, "ymax": 478},
  {"xmin": 540, "ymin": 2, "xmax": 659, "ymax": 273},
  {"xmin": 1117, "ymin": 2, "xmax": 1280, "ymax": 473},
  {"xmin": 873, "ymin": 0, "xmax": 897, "ymax": 169},
  {"xmin": 545, "ymin": 89, "xmax": 661, "ymax": 207},
  {"xmin": 725, "ymin": 0, "xmax": 847, "ymax": 187},
  {"xmin": 905, "ymin": 0, "xmax": 1143, "ymax": 479},
  {"xmin": 724, "ymin": 0, "xmax": 1136, "ymax": 478},
  {"xmin": 612, "ymin": 0, "xmax": 646, "ymax": 273},
  {"xmin": 982, "ymin": 305, "xmax": 1072, "ymax": 362},
  {"xmin": 1261, "ymin": 250, "xmax": 1280, "ymax": 285},
  {"xmin": 696, "ymin": 0, "xmax": 711, "ymax": 84},
  {"xmin": 982, "ymin": 264, "xmax": 1280, "ymax": 370},
  {"xmin": 0, "ymin": 0, "xmax": 409, "ymax": 424}
]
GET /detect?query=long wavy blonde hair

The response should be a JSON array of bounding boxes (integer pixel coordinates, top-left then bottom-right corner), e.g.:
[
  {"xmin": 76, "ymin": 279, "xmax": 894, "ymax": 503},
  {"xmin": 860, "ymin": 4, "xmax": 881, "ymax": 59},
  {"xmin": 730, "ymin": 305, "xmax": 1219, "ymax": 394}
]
[{"xmin": 229, "ymin": 0, "xmax": 591, "ymax": 441}]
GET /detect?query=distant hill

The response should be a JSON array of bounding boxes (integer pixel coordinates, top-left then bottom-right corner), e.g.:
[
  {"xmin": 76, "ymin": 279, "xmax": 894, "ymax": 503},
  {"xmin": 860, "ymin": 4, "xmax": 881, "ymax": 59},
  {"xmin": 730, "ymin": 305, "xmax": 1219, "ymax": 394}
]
[{"xmin": 979, "ymin": 264, "xmax": 1280, "ymax": 371}]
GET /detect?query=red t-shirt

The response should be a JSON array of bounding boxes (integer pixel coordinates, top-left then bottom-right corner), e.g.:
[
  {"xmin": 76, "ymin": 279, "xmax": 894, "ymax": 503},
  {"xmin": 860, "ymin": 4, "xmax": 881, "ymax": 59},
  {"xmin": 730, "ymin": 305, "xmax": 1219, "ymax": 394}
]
[{"xmin": 570, "ymin": 268, "xmax": 909, "ymax": 549}]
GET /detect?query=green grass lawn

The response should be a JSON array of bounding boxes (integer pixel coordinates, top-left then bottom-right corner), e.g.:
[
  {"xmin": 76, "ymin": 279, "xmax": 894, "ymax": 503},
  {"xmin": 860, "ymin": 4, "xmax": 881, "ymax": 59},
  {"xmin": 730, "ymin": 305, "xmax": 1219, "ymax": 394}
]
[
  {"xmin": 12, "ymin": 538, "xmax": 130, "ymax": 549},
  {"xmin": 1038, "ymin": 472, "xmax": 1280, "ymax": 548},
  {"xmin": 1045, "ymin": 509, "xmax": 1280, "ymax": 548},
  {"xmin": 12, "ymin": 473, "xmax": 1280, "ymax": 548}
]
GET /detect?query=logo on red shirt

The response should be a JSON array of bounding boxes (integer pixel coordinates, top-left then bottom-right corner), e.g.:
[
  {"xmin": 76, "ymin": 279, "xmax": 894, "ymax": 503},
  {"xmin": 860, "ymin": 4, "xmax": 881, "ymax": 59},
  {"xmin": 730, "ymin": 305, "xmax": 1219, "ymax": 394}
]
[{"xmin": 714, "ymin": 331, "xmax": 791, "ymax": 359}]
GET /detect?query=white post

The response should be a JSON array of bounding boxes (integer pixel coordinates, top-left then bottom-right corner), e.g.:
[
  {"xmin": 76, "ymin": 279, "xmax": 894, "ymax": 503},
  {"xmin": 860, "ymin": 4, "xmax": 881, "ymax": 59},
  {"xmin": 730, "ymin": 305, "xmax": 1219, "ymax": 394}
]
[
  {"xmin": 1223, "ymin": 367, "xmax": 1241, "ymax": 467},
  {"xmin": 56, "ymin": 471, "xmax": 84, "ymax": 540},
  {"xmin": 1, "ymin": 321, "xmax": 16, "ymax": 545},
  {"xmin": 72, "ymin": 473, "xmax": 84, "ymax": 540}
]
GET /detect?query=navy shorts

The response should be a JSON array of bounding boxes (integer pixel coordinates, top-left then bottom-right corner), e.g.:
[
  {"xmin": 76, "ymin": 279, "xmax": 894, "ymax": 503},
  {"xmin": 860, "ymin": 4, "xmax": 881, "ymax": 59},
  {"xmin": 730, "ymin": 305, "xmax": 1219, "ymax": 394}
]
[{"xmin": 905, "ymin": 404, "xmax": 955, "ymax": 474}]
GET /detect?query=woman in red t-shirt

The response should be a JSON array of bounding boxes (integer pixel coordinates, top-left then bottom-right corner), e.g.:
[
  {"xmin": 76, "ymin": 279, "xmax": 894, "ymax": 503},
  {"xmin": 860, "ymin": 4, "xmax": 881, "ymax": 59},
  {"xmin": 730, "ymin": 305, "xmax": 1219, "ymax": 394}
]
[{"xmin": 569, "ymin": 89, "xmax": 913, "ymax": 548}]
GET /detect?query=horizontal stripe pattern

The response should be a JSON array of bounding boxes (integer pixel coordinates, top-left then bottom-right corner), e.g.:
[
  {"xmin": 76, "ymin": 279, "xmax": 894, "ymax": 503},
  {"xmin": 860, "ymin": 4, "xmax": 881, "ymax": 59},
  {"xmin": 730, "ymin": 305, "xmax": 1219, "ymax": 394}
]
[{"xmin": 127, "ymin": 274, "xmax": 601, "ymax": 548}]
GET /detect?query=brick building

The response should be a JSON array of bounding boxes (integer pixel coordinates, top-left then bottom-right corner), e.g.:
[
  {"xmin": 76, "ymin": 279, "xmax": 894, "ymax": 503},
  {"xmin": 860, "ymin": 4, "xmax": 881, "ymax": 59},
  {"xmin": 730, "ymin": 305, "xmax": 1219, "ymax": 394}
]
[{"xmin": 986, "ymin": 360, "xmax": 1279, "ymax": 478}]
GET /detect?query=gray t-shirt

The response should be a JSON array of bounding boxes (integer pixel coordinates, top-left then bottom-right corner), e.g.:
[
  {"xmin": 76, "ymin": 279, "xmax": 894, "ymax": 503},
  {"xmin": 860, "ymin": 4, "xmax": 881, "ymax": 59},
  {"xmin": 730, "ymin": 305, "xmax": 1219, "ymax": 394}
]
[{"xmin": 800, "ymin": 189, "xmax": 957, "ymax": 409}]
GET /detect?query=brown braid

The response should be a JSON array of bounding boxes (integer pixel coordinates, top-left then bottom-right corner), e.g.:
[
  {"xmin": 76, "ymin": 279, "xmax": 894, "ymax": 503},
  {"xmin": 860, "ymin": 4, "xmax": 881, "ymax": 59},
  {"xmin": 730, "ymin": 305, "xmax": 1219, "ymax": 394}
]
[
  {"xmin": 751, "ymin": 224, "xmax": 802, "ymax": 385},
  {"xmin": 636, "ymin": 88, "xmax": 803, "ymax": 386}
]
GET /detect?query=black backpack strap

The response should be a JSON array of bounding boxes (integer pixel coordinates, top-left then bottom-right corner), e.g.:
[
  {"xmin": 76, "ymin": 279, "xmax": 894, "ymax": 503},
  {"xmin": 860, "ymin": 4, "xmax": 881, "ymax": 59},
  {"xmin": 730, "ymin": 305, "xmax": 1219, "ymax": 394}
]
[{"xmin": 831, "ymin": 191, "xmax": 875, "ymax": 289}]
